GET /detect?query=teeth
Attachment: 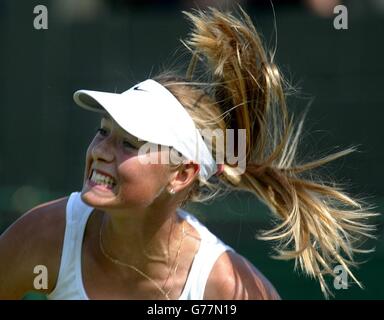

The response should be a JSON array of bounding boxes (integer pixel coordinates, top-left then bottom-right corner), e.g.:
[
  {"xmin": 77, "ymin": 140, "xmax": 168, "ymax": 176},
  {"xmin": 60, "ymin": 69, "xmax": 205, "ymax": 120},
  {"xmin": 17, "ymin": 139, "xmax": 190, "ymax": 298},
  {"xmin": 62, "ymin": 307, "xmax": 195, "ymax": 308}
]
[{"xmin": 90, "ymin": 170, "xmax": 115, "ymax": 188}]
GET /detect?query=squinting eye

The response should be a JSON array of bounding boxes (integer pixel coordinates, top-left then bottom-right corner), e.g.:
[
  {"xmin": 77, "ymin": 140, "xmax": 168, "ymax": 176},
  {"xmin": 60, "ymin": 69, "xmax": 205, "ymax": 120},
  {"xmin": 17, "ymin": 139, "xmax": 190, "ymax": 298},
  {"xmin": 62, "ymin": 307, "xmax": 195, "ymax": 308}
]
[
  {"xmin": 96, "ymin": 128, "xmax": 108, "ymax": 136},
  {"xmin": 123, "ymin": 140, "xmax": 137, "ymax": 149}
]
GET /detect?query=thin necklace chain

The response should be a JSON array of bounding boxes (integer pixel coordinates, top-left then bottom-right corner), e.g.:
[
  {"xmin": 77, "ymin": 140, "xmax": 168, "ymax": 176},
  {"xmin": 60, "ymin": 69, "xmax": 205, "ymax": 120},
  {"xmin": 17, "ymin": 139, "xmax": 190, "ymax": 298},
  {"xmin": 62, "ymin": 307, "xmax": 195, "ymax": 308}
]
[
  {"xmin": 99, "ymin": 215, "xmax": 186, "ymax": 300},
  {"xmin": 159, "ymin": 221, "xmax": 186, "ymax": 297}
]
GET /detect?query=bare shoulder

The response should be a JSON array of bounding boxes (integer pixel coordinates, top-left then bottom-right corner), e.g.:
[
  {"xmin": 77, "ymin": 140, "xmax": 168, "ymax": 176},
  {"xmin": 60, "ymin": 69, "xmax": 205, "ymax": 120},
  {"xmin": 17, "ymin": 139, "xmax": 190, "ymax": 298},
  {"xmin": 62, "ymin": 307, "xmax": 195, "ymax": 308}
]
[
  {"xmin": 204, "ymin": 250, "xmax": 281, "ymax": 300},
  {"xmin": 0, "ymin": 196, "xmax": 68, "ymax": 299}
]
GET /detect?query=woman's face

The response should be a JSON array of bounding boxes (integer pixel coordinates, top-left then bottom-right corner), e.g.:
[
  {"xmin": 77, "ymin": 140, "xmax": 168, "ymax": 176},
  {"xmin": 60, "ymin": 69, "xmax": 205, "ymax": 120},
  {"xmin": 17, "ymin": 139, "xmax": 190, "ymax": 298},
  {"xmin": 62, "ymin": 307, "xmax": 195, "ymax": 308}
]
[{"xmin": 81, "ymin": 115, "xmax": 174, "ymax": 213}]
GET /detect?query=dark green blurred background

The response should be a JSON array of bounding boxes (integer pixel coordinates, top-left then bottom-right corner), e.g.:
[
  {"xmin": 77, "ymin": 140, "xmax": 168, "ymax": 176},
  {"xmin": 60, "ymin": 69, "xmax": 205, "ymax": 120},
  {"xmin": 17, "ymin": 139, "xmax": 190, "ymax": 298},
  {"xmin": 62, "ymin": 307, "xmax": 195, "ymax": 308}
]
[{"xmin": 1, "ymin": 0, "xmax": 383, "ymax": 300}]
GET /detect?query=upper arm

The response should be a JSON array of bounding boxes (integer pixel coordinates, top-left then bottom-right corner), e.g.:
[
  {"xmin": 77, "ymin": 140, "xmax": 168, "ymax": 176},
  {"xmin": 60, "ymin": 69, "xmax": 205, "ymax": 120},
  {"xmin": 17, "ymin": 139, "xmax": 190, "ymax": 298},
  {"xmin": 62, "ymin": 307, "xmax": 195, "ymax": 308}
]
[
  {"xmin": 0, "ymin": 197, "xmax": 67, "ymax": 299},
  {"xmin": 204, "ymin": 251, "xmax": 281, "ymax": 300}
]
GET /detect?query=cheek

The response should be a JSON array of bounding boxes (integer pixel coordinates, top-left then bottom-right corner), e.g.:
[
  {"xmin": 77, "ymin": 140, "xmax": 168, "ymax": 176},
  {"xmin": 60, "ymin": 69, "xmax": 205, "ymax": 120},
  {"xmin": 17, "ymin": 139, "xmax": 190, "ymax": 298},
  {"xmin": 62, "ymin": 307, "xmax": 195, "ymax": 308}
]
[
  {"xmin": 116, "ymin": 162, "xmax": 169, "ymax": 203},
  {"xmin": 83, "ymin": 141, "xmax": 95, "ymax": 181},
  {"xmin": 86, "ymin": 136, "xmax": 99, "ymax": 158},
  {"xmin": 85, "ymin": 143, "xmax": 93, "ymax": 163}
]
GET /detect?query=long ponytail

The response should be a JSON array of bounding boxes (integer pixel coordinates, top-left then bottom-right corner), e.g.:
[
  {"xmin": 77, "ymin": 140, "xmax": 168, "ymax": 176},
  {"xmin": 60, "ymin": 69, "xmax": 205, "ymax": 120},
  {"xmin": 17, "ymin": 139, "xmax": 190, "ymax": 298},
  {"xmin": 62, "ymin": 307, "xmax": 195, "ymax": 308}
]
[{"xmin": 155, "ymin": 7, "xmax": 377, "ymax": 297}]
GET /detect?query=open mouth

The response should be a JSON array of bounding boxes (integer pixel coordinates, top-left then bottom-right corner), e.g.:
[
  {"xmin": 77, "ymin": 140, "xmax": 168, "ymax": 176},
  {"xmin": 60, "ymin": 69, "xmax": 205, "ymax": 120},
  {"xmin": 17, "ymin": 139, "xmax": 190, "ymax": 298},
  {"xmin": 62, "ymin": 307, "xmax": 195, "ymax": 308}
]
[{"xmin": 88, "ymin": 169, "xmax": 117, "ymax": 190}]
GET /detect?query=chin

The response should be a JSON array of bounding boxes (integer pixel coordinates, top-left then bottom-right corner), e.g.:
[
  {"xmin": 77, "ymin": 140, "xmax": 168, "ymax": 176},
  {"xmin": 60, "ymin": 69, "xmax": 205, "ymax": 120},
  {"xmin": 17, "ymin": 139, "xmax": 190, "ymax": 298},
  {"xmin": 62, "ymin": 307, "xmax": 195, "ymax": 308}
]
[{"xmin": 80, "ymin": 185, "xmax": 117, "ymax": 209}]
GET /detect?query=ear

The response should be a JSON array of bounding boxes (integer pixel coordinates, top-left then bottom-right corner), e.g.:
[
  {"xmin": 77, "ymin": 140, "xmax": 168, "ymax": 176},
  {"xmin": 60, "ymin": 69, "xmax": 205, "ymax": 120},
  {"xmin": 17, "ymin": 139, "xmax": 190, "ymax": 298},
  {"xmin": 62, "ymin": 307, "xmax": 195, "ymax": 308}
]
[{"xmin": 169, "ymin": 161, "xmax": 200, "ymax": 193}]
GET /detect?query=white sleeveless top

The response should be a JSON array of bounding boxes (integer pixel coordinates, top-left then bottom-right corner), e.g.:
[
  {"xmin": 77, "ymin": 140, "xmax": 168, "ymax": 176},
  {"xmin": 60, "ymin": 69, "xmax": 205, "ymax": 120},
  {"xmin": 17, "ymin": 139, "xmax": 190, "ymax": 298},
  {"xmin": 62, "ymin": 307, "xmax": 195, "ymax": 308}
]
[{"xmin": 47, "ymin": 192, "xmax": 234, "ymax": 300}]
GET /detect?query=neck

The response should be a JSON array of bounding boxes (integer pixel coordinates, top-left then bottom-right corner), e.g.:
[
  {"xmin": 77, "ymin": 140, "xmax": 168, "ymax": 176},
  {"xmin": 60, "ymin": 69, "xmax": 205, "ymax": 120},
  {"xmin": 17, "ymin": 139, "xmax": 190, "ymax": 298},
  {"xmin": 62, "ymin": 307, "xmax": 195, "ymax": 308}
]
[{"xmin": 99, "ymin": 204, "xmax": 184, "ymax": 268}]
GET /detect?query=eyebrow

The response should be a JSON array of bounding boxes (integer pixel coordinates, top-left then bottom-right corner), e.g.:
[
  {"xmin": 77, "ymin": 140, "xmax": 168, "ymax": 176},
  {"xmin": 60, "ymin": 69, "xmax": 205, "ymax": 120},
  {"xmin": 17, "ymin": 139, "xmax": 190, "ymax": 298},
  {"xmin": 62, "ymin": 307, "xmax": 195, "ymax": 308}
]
[
  {"xmin": 101, "ymin": 114, "xmax": 112, "ymax": 122},
  {"xmin": 100, "ymin": 116, "xmax": 144, "ymax": 145},
  {"xmin": 125, "ymin": 132, "xmax": 146, "ymax": 146}
]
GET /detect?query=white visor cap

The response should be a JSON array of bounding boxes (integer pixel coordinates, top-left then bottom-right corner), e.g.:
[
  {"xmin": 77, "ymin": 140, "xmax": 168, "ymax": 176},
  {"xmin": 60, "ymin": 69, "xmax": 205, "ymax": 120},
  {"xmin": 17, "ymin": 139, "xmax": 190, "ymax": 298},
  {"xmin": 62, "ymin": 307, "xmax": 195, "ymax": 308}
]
[{"xmin": 73, "ymin": 79, "xmax": 218, "ymax": 181}]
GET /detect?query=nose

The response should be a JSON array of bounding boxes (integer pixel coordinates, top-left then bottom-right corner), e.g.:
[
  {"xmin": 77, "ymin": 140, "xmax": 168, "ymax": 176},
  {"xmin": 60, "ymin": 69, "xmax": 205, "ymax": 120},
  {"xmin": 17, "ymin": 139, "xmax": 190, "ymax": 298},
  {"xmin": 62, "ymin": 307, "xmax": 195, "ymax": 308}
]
[{"xmin": 91, "ymin": 136, "xmax": 115, "ymax": 163}]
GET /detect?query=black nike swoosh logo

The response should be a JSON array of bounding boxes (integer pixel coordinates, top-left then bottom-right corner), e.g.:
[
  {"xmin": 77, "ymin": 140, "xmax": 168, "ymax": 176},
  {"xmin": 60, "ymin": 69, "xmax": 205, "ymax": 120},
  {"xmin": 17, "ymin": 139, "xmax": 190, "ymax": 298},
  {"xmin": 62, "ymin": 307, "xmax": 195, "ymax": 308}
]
[{"xmin": 133, "ymin": 86, "xmax": 147, "ymax": 92}]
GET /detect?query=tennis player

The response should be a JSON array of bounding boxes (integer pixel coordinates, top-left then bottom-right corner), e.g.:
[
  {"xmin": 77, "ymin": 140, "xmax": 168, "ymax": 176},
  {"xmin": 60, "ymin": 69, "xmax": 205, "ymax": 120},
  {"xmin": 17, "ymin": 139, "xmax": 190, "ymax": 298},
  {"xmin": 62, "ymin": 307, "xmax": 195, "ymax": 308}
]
[{"xmin": 0, "ymin": 7, "xmax": 375, "ymax": 300}]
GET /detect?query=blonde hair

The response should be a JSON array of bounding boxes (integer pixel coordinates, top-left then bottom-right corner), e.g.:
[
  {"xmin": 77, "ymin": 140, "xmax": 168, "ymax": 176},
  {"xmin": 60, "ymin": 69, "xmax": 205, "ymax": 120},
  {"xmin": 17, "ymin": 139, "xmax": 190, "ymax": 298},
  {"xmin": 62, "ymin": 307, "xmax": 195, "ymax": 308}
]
[{"xmin": 153, "ymin": 7, "xmax": 377, "ymax": 298}]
